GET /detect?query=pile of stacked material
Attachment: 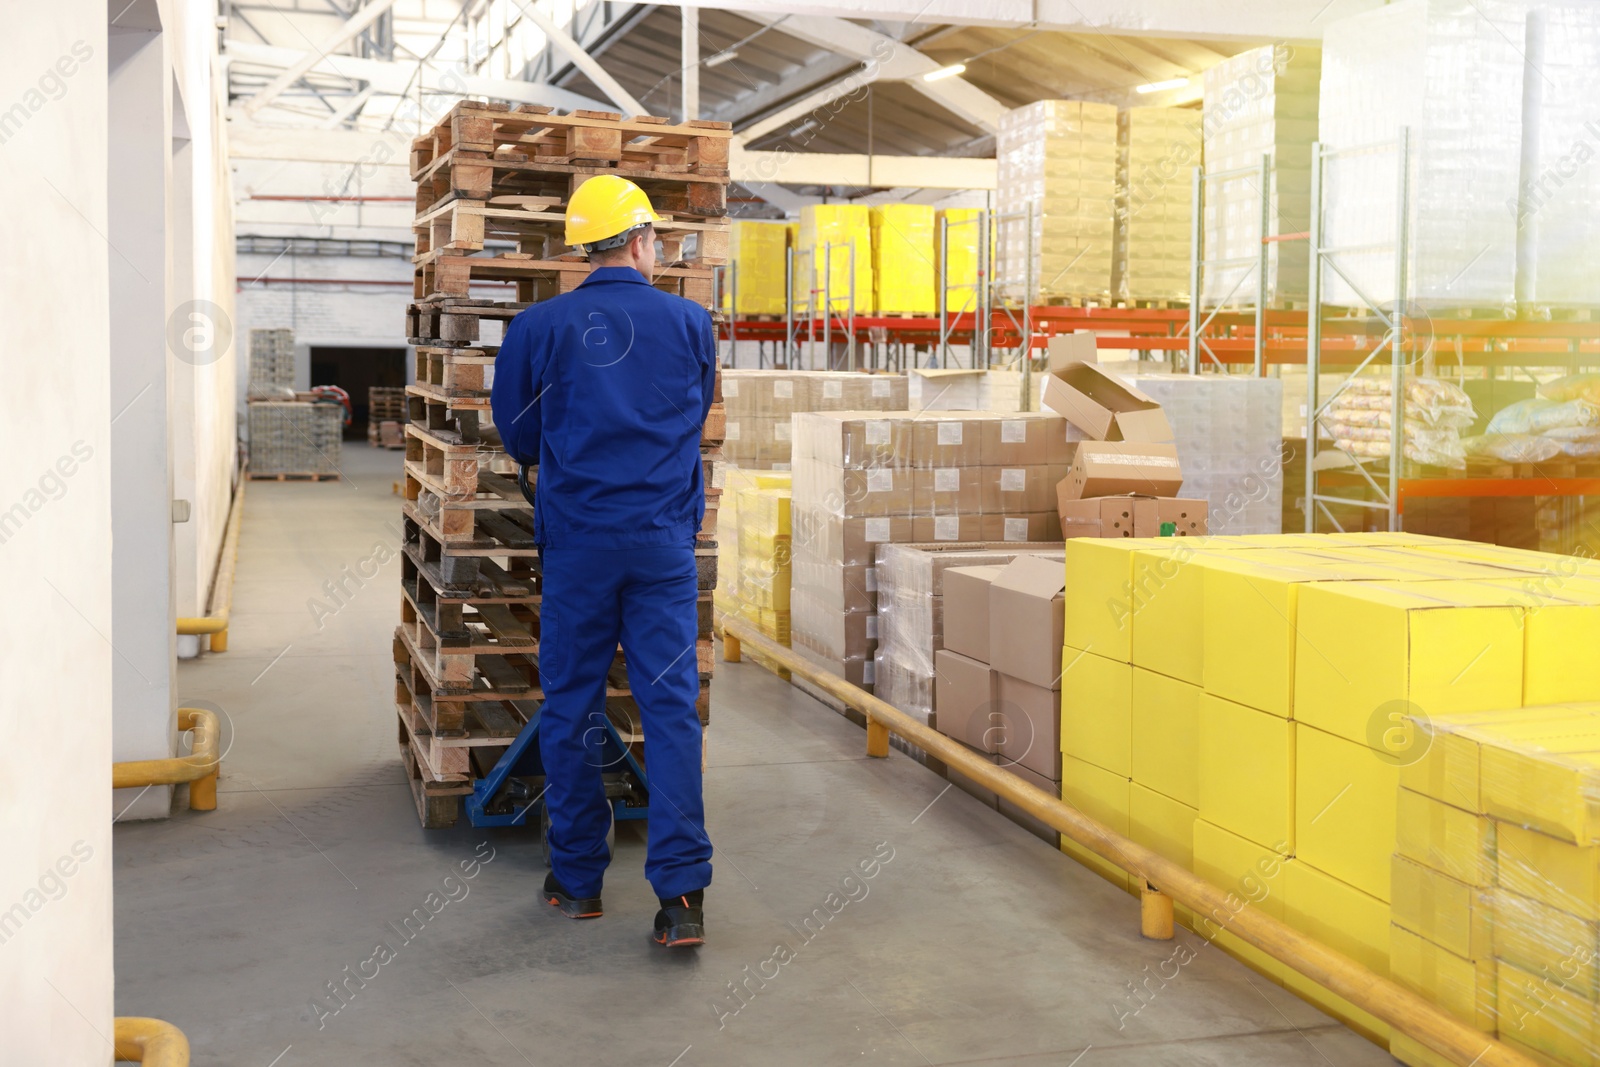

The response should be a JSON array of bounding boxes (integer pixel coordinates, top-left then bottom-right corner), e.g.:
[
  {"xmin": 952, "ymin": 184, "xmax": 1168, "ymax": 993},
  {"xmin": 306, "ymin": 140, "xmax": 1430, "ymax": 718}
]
[
  {"xmin": 721, "ymin": 370, "xmax": 907, "ymax": 470},
  {"xmin": 1115, "ymin": 107, "xmax": 1202, "ymax": 304}
]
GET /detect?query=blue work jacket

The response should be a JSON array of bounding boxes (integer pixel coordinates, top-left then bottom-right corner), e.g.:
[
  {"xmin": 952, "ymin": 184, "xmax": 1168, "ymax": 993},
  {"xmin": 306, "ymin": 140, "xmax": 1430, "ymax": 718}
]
[{"xmin": 490, "ymin": 266, "xmax": 716, "ymax": 549}]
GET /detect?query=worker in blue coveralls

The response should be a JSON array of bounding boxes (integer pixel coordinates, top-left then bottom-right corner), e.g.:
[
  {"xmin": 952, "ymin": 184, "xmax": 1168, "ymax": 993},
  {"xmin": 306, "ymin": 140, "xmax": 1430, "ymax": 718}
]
[{"xmin": 491, "ymin": 174, "xmax": 714, "ymax": 948}]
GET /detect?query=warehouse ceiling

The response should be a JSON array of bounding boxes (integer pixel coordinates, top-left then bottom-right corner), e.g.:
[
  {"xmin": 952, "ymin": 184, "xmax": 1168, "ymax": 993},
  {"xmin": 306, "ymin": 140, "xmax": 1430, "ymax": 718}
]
[{"xmin": 223, "ymin": 0, "xmax": 1259, "ymax": 201}]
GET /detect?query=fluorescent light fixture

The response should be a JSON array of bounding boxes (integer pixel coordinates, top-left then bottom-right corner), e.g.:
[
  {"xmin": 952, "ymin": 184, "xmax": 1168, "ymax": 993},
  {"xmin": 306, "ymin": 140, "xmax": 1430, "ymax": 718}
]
[
  {"xmin": 791, "ymin": 118, "xmax": 820, "ymax": 137},
  {"xmin": 1136, "ymin": 77, "xmax": 1189, "ymax": 94},
  {"xmin": 706, "ymin": 50, "xmax": 739, "ymax": 68},
  {"xmin": 923, "ymin": 63, "xmax": 967, "ymax": 82}
]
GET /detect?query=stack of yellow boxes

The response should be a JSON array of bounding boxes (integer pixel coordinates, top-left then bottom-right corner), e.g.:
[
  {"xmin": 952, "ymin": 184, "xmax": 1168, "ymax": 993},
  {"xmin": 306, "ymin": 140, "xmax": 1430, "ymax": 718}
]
[
  {"xmin": 723, "ymin": 220, "xmax": 790, "ymax": 316},
  {"xmin": 870, "ymin": 204, "xmax": 936, "ymax": 315},
  {"xmin": 714, "ymin": 469, "xmax": 794, "ymax": 650},
  {"xmin": 1114, "ymin": 107, "xmax": 1201, "ymax": 303},
  {"xmin": 994, "ymin": 99, "xmax": 1118, "ymax": 304},
  {"xmin": 799, "ymin": 204, "xmax": 874, "ymax": 314},
  {"xmin": 937, "ymin": 207, "xmax": 986, "ymax": 315},
  {"xmin": 1055, "ymin": 531, "xmax": 1600, "ymax": 1059},
  {"xmin": 1395, "ymin": 703, "xmax": 1600, "ymax": 1067}
]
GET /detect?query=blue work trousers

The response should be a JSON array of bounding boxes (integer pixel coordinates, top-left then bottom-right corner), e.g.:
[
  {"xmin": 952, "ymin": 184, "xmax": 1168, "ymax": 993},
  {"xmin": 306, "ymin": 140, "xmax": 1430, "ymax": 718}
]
[{"xmin": 538, "ymin": 542, "xmax": 711, "ymax": 899}]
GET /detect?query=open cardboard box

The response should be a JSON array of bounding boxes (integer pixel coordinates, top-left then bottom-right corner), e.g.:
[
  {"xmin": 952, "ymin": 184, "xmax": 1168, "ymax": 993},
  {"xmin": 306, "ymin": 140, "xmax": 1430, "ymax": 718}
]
[
  {"xmin": 1041, "ymin": 332, "xmax": 1174, "ymax": 444},
  {"xmin": 1057, "ymin": 492, "xmax": 1209, "ymax": 538},
  {"xmin": 1060, "ymin": 442, "xmax": 1184, "ymax": 500}
]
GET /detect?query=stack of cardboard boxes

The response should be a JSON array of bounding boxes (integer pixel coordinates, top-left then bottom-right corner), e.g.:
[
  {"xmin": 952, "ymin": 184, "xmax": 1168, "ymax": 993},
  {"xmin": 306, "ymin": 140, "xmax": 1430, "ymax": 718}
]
[
  {"xmin": 723, "ymin": 220, "xmax": 790, "ymax": 316},
  {"xmin": 870, "ymin": 204, "xmax": 937, "ymax": 315},
  {"xmin": 935, "ymin": 554, "xmax": 1071, "ymax": 841},
  {"xmin": 1042, "ymin": 333, "xmax": 1209, "ymax": 539},
  {"xmin": 721, "ymin": 370, "xmax": 908, "ymax": 470}
]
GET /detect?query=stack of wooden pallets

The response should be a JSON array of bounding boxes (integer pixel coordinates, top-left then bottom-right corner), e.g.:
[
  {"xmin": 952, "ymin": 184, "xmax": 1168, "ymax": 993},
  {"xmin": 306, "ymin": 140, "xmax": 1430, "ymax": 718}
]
[
  {"xmin": 367, "ymin": 386, "xmax": 407, "ymax": 449},
  {"xmin": 394, "ymin": 101, "xmax": 728, "ymax": 828}
]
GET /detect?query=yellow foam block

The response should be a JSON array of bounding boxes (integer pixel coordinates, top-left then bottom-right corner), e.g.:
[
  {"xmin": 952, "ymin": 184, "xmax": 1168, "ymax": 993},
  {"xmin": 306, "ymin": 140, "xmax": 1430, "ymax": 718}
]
[
  {"xmin": 1480, "ymin": 717, "xmax": 1600, "ymax": 844},
  {"xmin": 1061, "ymin": 754, "xmax": 1133, "ymax": 893},
  {"xmin": 1293, "ymin": 581, "xmax": 1525, "ymax": 746},
  {"xmin": 1389, "ymin": 925, "xmax": 1498, "ymax": 1034},
  {"xmin": 1131, "ymin": 669, "xmax": 1199, "ymax": 806},
  {"xmin": 1394, "ymin": 788, "xmax": 1496, "ymax": 887},
  {"xmin": 1295, "ymin": 724, "xmax": 1399, "ymax": 901},
  {"xmin": 1390, "ymin": 854, "xmax": 1493, "ymax": 961},
  {"xmin": 1284, "ymin": 862, "xmax": 1391, "ymax": 974},
  {"xmin": 1191, "ymin": 819, "xmax": 1290, "ymax": 934},
  {"xmin": 1198, "ymin": 694, "xmax": 1294, "ymax": 852},
  {"xmin": 1060, "ymin": 648, "xmax": 1131, "ymax": 776},
  {"xmin": 1129, "ymin": 546, "xmax": 1205, "ymax": 685},
  {"xmin": 1493, "ymin": 888, "xmax": 1600, "ymax": 1001},
  {"xmin": 1497, "ymin": 821, "xmax": 1600, "ymax": 923},
  {"xmin": 1498, "ymin": 960, "xmax": 1600, "ymax": 1067},
  {"xmin": 1129, "ymin": 783, "xmax": 1196, "ymax": 872}
]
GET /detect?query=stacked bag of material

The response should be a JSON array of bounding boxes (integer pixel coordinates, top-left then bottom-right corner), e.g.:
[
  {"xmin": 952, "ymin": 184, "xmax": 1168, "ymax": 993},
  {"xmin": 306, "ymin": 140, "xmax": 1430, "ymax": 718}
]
[
  {"xmin": 870, "ymin": 204, "xmax": 937, "ymax": 315},
  {"xmin": 723, "ymin": 220, "xmax": 790, "ymax": 316},
  {"xmin": 247, "ymin": 401, "xmax": 342, "ymax": 475},
  {"xmin": 1052, "ymin": 531, "xmax": 1600, "ymax": 1058},
  {"xmin": 1468, "ymin": 373, "xmax": 1600, "ymax": 462},
  {"xmin": 994, "ymin": 100, "xmax": 1119, "ymax": 305},
  {"xmin": 1322, "ymin": 376, "xmax": 1476, "ymax": 468},
  {"xmin": 1200, "ymin": 43, "xmax": 1320, "ymax": 307},
  {"xmin": 788, "ymin": 410, "xmax": 1074, "ymax": 691},
  {"xmin": 1319, "ymin": 0, "xmax": 1527, "ymax": 312},
  {"xmin": 799, "ymin": 204, "xmax": 873, "ymax": 314},
  {"xmin": 721, "ymin": 370, "xmax": 908, "ymax": 470},
  {"xmin": 1115, "ymin": 107, "xmax": 1202, "ymax": 304},
  {"xmin": 1396, "ymin": 703, "xmax": 1600, "ymax": 1067}
]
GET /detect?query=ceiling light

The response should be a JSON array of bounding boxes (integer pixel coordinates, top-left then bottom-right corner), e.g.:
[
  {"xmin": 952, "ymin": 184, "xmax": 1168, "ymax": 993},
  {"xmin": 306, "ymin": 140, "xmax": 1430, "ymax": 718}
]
[
  {"xmin": 923, "ymin": 63, "xmax": 967, "ymax": 82},
  {"xmin": 791, "ymin": 118, "xmax": 820, "ymax": 137},
  {"xmin": 705, "ymin": 50, "xmax": 739, "ymax": 68},
  {"xmin": 1136, "ymin": 77, "xmax": 1189, "ymax": 94}
]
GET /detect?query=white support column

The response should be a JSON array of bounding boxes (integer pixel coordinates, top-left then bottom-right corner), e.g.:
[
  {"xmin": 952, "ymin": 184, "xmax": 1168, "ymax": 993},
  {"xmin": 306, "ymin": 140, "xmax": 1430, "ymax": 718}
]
[
  {"xmin": 109, "ymin": 24, "xmax": 177, "ymax": 819},
  {"xmin": 681, "ymin": 6, "xmax": 699, "ymax": 121}
]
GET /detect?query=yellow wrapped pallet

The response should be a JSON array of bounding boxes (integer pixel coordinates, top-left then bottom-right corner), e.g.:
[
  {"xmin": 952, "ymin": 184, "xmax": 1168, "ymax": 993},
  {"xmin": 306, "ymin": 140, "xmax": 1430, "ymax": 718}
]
[
  {"xmin": 724, "ymin": 221, "xmax": 789, "ymax": 316},
  {"xmin": 937, "ymin": 207, "xmax": 986, "ymax": 314},
  {"xmin": 869, "ymin": 204, "xmax": 935, "ymax": 315},
  {"xmin": 799, "ymin": 204, "xmax": 874, "ymax": 313}
]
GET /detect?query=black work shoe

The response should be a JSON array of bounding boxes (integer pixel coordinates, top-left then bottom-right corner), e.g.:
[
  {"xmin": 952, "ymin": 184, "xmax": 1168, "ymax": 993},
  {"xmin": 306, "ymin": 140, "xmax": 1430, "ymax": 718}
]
[
  {"xmin": 653, "ymin": 889, "xmax": 706, "ymax": 947},
  {"xmin": 544, "ymin": 873, "xmax": 602, "ymax": 919}
]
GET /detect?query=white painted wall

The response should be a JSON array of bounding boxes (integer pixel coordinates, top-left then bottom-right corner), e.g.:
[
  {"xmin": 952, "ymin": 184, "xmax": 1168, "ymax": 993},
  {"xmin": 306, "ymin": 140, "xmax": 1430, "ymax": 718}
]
[{"xmin": 0, "ymin": 3, "xmax": 115, "ymax": 1061}]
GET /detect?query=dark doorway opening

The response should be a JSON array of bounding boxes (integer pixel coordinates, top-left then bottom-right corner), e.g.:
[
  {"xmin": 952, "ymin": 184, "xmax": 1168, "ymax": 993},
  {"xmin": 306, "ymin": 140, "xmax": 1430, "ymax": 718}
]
[{"xmin": 309, "ymin": 346, "xmax": 408, "ymax": 440}]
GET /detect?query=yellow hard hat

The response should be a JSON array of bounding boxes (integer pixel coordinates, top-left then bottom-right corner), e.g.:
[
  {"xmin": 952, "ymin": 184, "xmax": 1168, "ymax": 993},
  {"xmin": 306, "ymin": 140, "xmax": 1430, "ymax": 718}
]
[{"xmin": 565, "ymin": 174, "xmax": 664, "ymax": 248}]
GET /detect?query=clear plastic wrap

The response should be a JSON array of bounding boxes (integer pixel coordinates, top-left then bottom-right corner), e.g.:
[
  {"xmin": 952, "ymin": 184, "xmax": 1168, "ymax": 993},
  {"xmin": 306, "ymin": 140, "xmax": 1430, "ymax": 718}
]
[
  {"xmin": 995, "ymin": 100, "xmax": 1119, "ymax": 304},
  {"xmin": 721, "ymin": 370, "xmax": 908, "ymax": 469},
  {"xmin": 1322, "ymin": 376, "xmax": 1474, "ymax": 467},
  {"xmin": 1319, "ymin": 0, "xmax": 1525, "ymax": 311},
  {"xmin": 1540, "ymin": 372, "xmax": 1600, "ymax": 405},
  {"xmin": 1461, "ymin": 433, "xmax": 1563, "ymax": 463},
  {"xmin": 1486, "ymin": 398, "xmax": 1600, "ymax": 436},
  {"xmin": 1115, "ymin": 107, "xmax": 1202, "ymax": 303}
]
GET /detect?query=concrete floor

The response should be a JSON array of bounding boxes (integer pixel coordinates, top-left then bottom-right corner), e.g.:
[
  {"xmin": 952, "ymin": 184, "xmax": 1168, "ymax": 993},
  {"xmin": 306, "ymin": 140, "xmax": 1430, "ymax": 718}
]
[{"xmin": 114, "ymin": 443, "xmax": 1398, "ymax": 1067}]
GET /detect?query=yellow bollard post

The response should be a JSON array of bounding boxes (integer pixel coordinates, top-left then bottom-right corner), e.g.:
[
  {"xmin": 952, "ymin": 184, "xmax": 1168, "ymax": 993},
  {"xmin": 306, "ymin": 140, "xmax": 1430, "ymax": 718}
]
[
  {"xmin": 1141, "ymin": 883, "xmax": 1175, "ymax": 940},
  {"xmin": 866, "ymin": 718, "xmax": 890, "ymax": 758},
  {"xmin": 722, "ymin": 630, "xmax": 741, "ymax": 662}
]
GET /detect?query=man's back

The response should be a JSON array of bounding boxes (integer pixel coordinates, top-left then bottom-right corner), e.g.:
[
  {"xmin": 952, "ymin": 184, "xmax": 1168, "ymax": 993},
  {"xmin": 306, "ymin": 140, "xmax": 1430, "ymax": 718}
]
[{"xmin": 491, "ymin": 266, "xmax": 716, "ymax": 549}]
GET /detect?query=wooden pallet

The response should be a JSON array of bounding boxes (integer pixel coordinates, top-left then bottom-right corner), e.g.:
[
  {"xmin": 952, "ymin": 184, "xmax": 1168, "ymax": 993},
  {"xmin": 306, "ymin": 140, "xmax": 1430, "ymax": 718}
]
[
  {"xmin": 402, "ymin": 536, "xmax": 538, "ymax": 603},
  {"xmin": 413, "ymin": 346, "xmax": 496, "ymax": 399},
  {"xmin": 404, "ymin": 468, "xmax": 534, "ymax": 547},
  {"xmin": 413, "ymin": 195, "xmax": 728, "ymax": 264},
  {"xmin": 247, "ymin": 471, "xmax": 340, "ymax": 482},
  {"xmin": 404, "ymin": 421, "xmax": 494, "ymax": 497},
  {"xmin": 407, "ymin": 298, "xmax": 527, "ymax": 344},
  {"xmin": 414, "ymin": 251, "xmax": 716, "ymax": 306},
  {"xmin": 399, "ymin": 742, "xmax": 470, "ymax": 828}
]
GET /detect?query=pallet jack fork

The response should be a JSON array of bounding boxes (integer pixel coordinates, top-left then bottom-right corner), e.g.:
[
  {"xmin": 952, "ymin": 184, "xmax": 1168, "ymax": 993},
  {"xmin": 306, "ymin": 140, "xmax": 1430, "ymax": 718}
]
[{"xmin": 465, "ymin": 464, "xmax": 654, "ymax": 833}]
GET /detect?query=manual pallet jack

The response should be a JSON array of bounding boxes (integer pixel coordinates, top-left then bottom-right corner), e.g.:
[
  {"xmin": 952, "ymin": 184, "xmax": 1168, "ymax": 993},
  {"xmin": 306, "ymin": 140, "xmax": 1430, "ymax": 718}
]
[{"xmin": 462, "ymin": 466, "xmax": 654, "ymax": 855}]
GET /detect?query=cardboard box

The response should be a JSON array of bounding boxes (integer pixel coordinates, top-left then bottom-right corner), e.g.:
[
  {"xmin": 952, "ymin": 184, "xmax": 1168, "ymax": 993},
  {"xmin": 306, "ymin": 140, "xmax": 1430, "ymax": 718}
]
[
  {"xmin": 910, "ymin": 514, "xmax": 984, "ymax": 544},
  {"xmin": 1497, "ymin": 821, "xmax": 1600, "ymax": 922},
  {"xmin": 1390, "ymin": 854, "xmax": 1493, "ymax": 961},
  {"xmin": 1493, "ymin": 889, "xmax": 1600, "ymax": 1000},
  {"xmin": 942, "ymin": 740, "xmax": 999, "ymax": 811},
  {"xmin": 1292, "ymin": 581, "xmax": 1525, "ymax": 746},
  {"xmin": 1060, "ymin": 648, "xmax": 1131, "ymax": 776},
  {"xmin": 1479, "ymin": 717, "xmax": 1600, "ymax": 844},
  {"xmin": 1389, "ymin": 926, "xmax": 1497, "ymax": 1036},
  {"xmin": 934, "ymin": 649, "xmax": 999, "ymax": 752},
  {"xmin": 1129, "ymin": 545, "xmax": 1205, "ymax": 686},
  {"xmin": 999, "ymin": 758, "xmax": 1064, "ymax": 848},
  {"xmin": 1062, "ymin": 539, "xmax": 1143, "ymax": 661},
  {"xmin": 981, "ymin": 465, "xmax": 1059, "ymax": 513},
  {"xmin": 1056, "ymin": 493, "xmax": 1207, "ymax": 540},
  {"xmin": 1295, "ymin": 724, "xmax": 1400, "ymax": 901},
  {"xmin": 942, "ymin": 565, "xmax": 1004, "ymax": 662},
  {"xmin": 1061, "ymin": 755, "xmax": 1133, "ymax": 893},
  {"xmin": 1129, "ymin": 783, "xmax": 1196, "ymax": 871},
  {"xmin": 988, "ymin": 555, "xmax": 1067, "ymax": 689},
  {"xmin": 1199, "ymin": 694, "xmax": 1295, "ymax": 852},
  {"xmin": 979, "ymin": 512, "xmax": 1062, "ymax": 543},
  {"xmin": 1131, "ymin": 669, "xmax": 1199, "ymax": 807},
  {"xmin": 1191, "ymin": 819, "xmax": 1291, "ymax": 935},
  {"xmin": 911, "ymin": 466, "xmax": 983, "ymax": 516},
  {"xmin": 910, "ymin": 415, "xmax": 986, "ymax": 469},
  {"xmin": 1040, "ymin": 356, "xmax": 1174, "ymax": 444},
  {"xmin": 1499, "ymin": 959, "xmax": 1600, "ymax": 1067},
  {"xmin": 1394, "ymin": 788, "xmax": 1495, "ymax": 887},
  {"xmin": 994, "ymin": 672, "xmax": 1063, "ymax": 779},
  {"xmin": 980, "ymin": 412, "xmax": 1078, "ymax": 466},
  {"xmin": 1284, "ymin": 862, "xmax": 1391, "ymax": 976},
  {"xmin": 1061, "ymin": 442, "xmax": 1183, "ymax": 500}
]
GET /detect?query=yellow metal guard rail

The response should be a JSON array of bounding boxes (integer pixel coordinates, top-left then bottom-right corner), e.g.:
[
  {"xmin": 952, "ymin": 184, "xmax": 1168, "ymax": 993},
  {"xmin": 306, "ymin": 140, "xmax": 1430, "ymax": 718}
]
[
  {"xmin": 177, "ymin": 474, "xmax": 244, "ymax": 651},
  {"xmin": 720, "ymin": 617, "xmax": 1535, "ymax": 1067},
  {"xmin": 114, "ymin": 1017, "xmax": 189, "ymax": 1064},
  {"xmin": 112, "ymin": 708, "xmax": 221, "ymax": 812}
]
